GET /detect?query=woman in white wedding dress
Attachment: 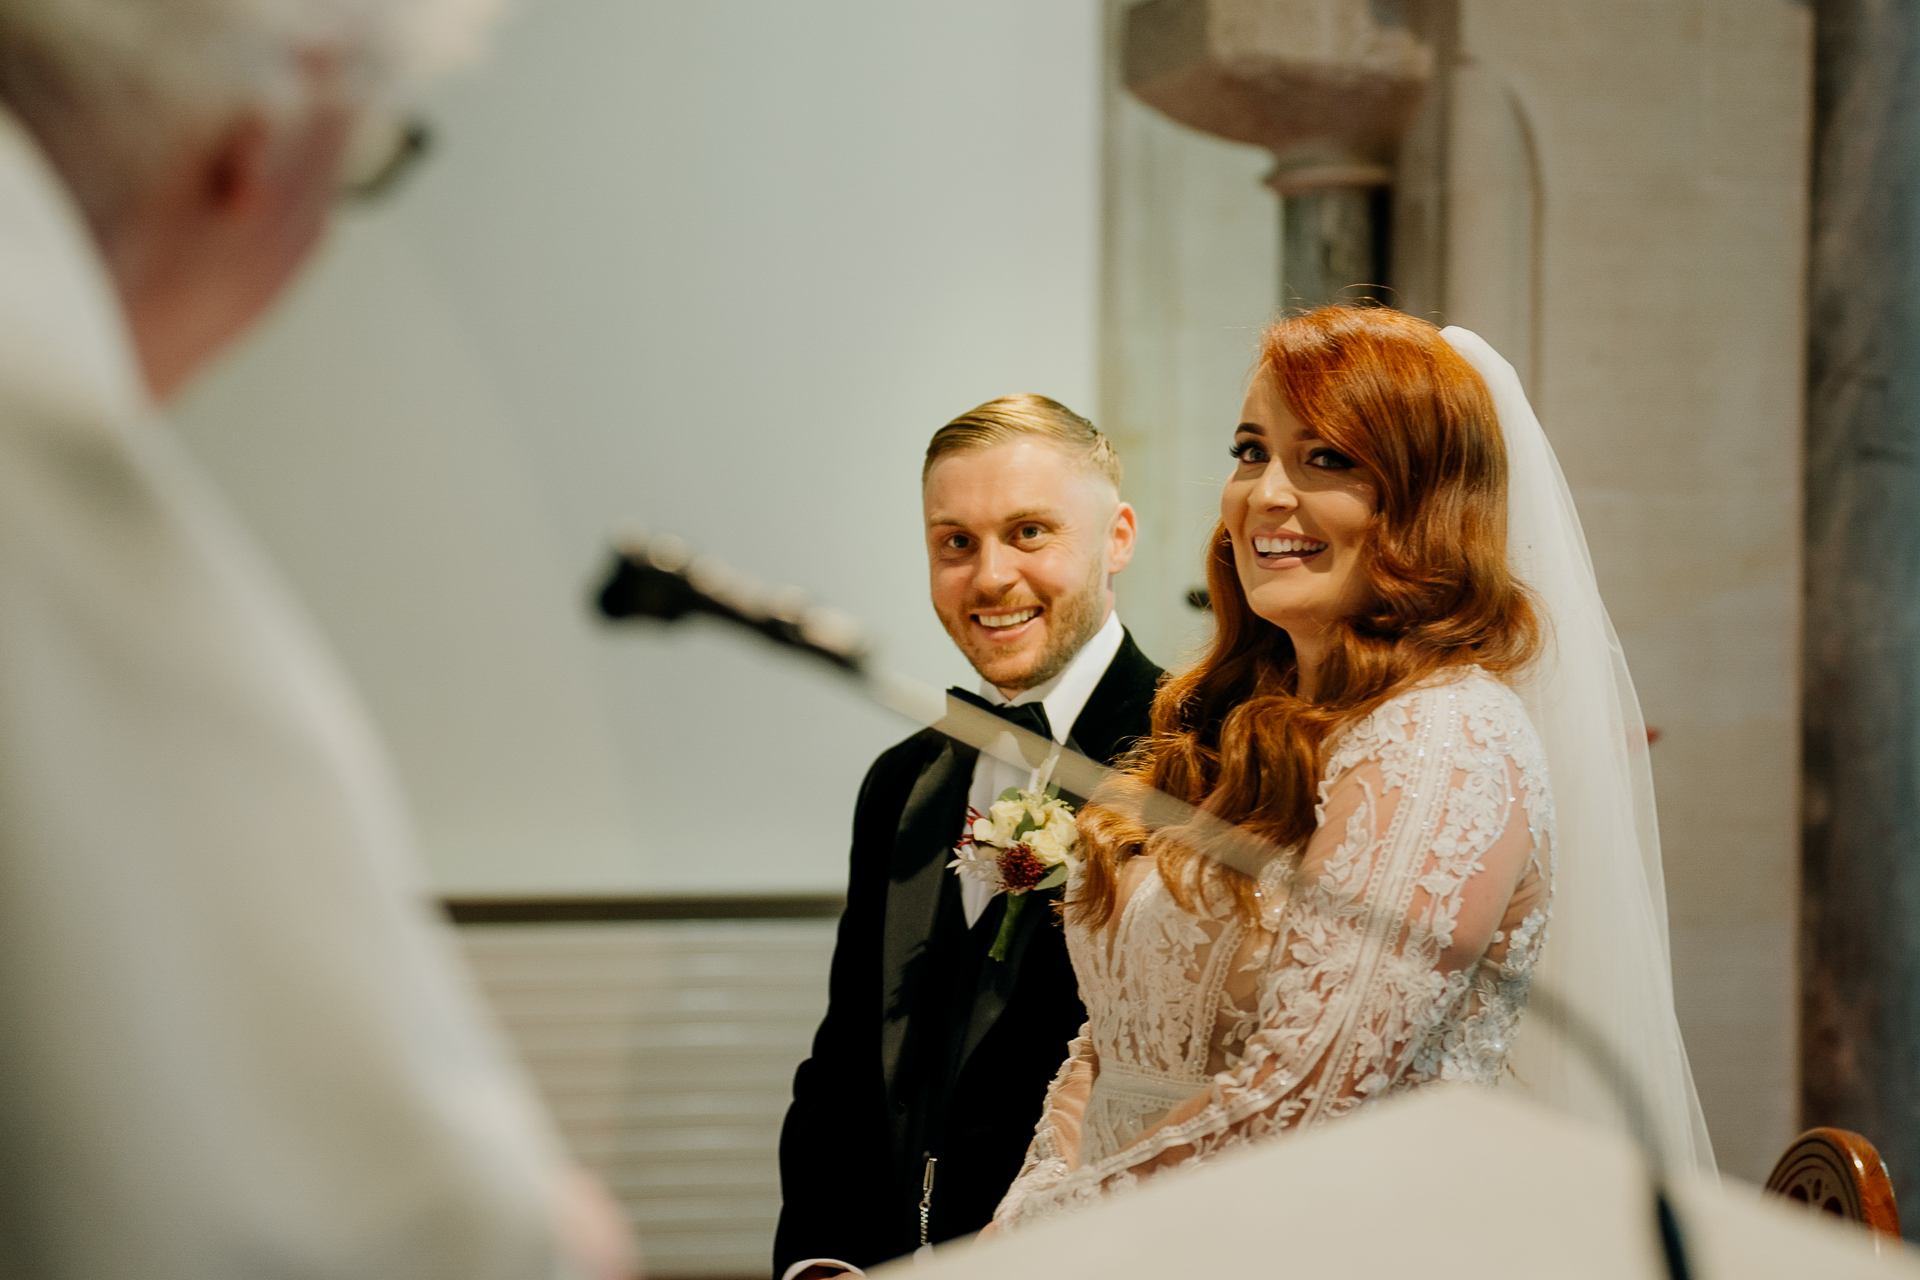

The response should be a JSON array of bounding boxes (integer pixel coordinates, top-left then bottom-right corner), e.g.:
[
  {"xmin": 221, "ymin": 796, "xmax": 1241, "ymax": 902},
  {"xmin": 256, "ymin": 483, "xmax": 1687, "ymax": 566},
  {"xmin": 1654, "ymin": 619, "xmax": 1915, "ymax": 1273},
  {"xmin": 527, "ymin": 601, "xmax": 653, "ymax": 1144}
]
[{"xmin": 993, "ymin": 307, "xmax": 1712, "ymax": 1231}]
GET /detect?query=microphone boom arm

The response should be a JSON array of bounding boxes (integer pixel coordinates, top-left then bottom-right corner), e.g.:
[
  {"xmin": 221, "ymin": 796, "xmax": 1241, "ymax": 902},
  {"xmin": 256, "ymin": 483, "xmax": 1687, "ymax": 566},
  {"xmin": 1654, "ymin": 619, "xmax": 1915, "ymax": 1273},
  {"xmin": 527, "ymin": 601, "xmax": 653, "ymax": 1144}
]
[{"xmin": 593, "ymin": 535, "xmax": 1694, "ymax": 1280}]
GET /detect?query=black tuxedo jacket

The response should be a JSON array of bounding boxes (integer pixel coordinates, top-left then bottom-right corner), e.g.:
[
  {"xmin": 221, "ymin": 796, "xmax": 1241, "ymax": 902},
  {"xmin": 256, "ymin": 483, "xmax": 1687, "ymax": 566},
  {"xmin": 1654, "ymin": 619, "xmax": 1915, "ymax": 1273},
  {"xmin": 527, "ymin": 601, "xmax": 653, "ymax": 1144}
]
[{"xmin": 773, "ymin": 632, "xmax": 1162, "ymax": 1276}]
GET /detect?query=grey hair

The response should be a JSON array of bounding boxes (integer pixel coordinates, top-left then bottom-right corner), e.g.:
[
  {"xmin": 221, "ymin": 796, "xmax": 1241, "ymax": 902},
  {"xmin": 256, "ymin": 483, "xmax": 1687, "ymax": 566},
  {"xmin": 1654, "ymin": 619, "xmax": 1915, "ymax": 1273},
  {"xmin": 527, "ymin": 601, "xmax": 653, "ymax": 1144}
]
[
  {"xmin": 0, "ymin": 0, "xmax": 504, "ymax": 110},
  {"xmin": 0, "ymin": 0, "xmax": 506, "ymax": 225}
]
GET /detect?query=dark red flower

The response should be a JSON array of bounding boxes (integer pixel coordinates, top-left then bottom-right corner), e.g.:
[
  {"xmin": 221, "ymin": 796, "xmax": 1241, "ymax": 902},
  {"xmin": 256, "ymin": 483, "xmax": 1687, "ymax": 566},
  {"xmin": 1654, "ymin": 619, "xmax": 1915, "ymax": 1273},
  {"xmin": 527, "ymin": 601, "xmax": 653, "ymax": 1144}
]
[{"xmin": 998, "ymin": 844, "xmax": 1046, "ymax": 894}]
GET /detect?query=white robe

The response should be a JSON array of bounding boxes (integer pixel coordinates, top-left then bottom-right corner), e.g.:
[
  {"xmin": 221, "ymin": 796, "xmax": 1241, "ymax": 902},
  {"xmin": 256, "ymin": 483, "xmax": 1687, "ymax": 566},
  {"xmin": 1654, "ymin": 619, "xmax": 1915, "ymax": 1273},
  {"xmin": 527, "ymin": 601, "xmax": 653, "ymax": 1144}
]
[{"xmin": 0, "ymin": 108, "xmax": 577, "ymax": 1278}]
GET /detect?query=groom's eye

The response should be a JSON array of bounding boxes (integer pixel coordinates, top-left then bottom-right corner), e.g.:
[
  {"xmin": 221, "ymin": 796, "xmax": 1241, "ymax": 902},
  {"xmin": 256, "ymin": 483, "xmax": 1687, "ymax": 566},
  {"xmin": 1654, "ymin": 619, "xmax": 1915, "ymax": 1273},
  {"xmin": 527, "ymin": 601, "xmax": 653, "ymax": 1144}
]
[{"xmin": 1018, "ymin": 524, "xmax": 1044, "ymax": 541}]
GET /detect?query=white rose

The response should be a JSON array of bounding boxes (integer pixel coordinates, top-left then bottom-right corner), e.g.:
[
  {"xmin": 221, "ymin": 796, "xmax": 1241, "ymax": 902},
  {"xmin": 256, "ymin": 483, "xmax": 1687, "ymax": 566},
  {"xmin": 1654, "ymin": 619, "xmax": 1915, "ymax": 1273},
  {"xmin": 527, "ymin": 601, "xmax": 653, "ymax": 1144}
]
[
  {"xmin": 1026, "ymin": 826, "xmax": 1072, "ymax": 866},
  {"xmin": 987, "ymin": 797, "xmax": 1026, "ymax": 842}
]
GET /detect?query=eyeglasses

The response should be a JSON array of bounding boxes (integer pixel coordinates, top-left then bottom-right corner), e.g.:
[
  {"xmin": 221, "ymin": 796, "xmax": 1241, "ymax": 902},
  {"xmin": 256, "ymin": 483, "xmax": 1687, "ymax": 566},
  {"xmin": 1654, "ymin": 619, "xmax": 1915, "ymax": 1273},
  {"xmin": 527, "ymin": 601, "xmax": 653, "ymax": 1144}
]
[{"xmin": 340, "ymin": 115, "xmax": 433, "ymax": 202}]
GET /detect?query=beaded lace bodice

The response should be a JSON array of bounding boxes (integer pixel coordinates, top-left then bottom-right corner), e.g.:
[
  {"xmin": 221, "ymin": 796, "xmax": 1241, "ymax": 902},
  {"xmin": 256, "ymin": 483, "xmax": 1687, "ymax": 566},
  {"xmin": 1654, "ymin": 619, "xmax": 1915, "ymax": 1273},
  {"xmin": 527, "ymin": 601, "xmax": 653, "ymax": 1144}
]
[{"xmin": 995, "ymin": 668, "xmax": 1554, "ymax": 1228}]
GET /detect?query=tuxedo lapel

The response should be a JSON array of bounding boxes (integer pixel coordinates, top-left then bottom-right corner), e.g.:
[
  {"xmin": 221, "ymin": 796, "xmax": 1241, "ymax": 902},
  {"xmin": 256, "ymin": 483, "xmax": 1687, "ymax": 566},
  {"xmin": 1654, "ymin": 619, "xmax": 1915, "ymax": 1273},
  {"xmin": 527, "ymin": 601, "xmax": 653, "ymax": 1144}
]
[
  {"xmin": 1062, "ymin": 631, "xmax": 1162, "ymax": 770},
  {"xmin": 955, "ymin": 885, "xmax": 1055, "ymax": 1067},
  {"xmin": 880, "ymin": 734, "xmax": 976, "ymax": 1098}
]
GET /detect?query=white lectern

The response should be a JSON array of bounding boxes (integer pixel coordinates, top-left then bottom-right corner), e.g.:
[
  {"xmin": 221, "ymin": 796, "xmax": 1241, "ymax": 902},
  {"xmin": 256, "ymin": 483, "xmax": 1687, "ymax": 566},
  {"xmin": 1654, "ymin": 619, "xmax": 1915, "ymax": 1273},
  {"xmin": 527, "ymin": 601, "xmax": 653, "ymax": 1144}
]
[{"xmin": 880, "ymin": 1089, "xmax": 1919, "ymax": 1279}]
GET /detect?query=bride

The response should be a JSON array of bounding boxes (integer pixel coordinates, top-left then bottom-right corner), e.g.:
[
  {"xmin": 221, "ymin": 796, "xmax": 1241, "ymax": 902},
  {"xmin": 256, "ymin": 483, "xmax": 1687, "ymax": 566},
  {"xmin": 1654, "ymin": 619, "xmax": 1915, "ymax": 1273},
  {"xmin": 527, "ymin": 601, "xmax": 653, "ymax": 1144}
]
[{"xmin": 992, "ymin": 307, "xmax": 1711, "ymax": 1230}]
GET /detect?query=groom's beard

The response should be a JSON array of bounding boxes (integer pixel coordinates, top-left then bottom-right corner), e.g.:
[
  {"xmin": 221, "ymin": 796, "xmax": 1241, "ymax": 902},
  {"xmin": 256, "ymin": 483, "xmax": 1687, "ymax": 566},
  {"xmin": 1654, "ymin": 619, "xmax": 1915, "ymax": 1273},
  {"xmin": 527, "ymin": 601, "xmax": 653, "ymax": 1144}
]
[{"xmin": 943, "ymin": 557, "xmax": 1108, "ymax": 696}]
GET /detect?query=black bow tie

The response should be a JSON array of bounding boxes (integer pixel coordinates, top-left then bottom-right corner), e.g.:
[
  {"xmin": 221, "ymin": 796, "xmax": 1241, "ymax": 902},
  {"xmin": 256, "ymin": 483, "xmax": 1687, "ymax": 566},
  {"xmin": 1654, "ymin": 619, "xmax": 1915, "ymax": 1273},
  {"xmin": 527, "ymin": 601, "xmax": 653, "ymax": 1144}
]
[{"xmin": 946, "ymin": 687, "xmax": 1054, "ymax": 745}]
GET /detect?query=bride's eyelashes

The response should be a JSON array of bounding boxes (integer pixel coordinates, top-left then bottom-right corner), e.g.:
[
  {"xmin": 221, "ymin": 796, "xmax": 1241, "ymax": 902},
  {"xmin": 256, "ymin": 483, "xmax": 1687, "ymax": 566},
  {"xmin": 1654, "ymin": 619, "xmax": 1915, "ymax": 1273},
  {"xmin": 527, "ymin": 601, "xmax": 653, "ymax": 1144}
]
[
  {"xmin": 1227, "ymin": 439, "xmax": 1357, "ymax": 472},
  {"xmin": 1305, "ymin": 447, "xmax": 1356, "ymax": 471}
]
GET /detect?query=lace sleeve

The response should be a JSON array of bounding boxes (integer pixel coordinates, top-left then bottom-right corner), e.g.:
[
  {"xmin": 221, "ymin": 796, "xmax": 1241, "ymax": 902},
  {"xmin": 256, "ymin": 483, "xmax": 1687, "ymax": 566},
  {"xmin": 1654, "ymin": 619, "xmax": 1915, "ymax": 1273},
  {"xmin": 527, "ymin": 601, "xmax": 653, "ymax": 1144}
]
[
  {"xmin": 1057, "ymin": 679, "xmax": 1545, "ymax": 1201},
  {"xmin": 992, "ymin": 1024, "xmax": 1097, "ymax": 1226}
]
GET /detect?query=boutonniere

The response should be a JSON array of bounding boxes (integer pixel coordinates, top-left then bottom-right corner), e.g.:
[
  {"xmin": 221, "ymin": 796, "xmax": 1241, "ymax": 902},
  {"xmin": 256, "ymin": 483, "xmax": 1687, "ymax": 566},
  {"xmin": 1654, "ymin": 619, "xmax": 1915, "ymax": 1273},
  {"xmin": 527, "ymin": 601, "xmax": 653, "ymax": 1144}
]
[{"xmin": 948, "ymin": 786, "xmax": 1079, "ymax": 961}]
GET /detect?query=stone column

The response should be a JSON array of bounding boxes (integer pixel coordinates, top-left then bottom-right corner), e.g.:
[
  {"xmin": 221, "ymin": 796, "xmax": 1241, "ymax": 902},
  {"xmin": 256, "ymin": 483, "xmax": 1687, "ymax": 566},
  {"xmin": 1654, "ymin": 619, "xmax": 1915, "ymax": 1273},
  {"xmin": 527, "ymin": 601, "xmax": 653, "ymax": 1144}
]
[
  {"xmin": 1803, "ymin": 0, "xmax": 1920, "ymax": 1225},
  {"xmin": 1274, "ymin": 182, "xmax": 1393, "ymax": 312},
  {"xmin": 1121, "ymin": 0, "xmax": 1438, "ymax": 309}
]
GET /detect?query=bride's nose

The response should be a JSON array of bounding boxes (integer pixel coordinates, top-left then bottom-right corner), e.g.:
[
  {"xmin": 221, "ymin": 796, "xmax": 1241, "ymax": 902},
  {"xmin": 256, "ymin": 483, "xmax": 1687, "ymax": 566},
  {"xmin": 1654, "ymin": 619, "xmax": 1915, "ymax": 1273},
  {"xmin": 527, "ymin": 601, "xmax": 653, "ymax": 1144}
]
[{"xmin": 1250, "ymin": 462, "xmax": 1299, "ymax": 511}]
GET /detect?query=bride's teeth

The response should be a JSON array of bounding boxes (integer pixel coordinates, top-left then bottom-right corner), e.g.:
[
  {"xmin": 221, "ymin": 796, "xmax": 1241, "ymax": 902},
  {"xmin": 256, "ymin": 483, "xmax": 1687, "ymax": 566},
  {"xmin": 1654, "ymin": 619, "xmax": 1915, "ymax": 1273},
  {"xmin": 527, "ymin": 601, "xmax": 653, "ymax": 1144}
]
[{"xmin": 1254, "ymin": 536, "xmax": 1326, "ymax": 555}]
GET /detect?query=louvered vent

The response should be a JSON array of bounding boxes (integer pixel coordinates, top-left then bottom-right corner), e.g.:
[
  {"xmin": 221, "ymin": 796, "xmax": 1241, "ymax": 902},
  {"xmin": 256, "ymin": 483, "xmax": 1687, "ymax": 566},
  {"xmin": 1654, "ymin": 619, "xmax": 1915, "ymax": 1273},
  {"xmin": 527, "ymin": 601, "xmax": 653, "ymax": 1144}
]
[{"xmin": 457, "ymin": 918, "xmax": 836, "ymax": 1278}]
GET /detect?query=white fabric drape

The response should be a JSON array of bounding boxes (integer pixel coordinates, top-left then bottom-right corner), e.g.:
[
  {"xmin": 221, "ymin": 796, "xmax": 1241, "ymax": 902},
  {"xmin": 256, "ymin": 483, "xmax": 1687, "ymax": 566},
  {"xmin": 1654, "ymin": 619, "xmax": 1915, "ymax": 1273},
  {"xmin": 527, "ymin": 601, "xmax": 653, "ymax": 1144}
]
[{"xmin": 1442, "ymin": 326, "xmax": 1715, "ymax": 1174}]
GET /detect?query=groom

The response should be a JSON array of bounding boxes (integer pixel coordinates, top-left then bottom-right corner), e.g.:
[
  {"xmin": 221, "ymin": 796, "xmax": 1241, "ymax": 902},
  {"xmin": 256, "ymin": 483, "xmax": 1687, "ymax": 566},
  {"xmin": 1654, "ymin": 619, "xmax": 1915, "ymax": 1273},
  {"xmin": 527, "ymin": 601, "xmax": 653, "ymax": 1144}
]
[{"xmin": 774, "ymin": 395, "xmax": 1163, "ymax": 1278}]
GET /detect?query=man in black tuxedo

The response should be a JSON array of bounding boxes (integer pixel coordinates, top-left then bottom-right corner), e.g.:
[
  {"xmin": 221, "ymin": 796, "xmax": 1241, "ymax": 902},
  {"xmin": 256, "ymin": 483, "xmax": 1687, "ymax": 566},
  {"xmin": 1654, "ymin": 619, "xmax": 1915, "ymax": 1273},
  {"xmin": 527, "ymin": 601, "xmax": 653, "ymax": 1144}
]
[{"xmin": 774, "ymin": 395, "xmax": 1163, "ymax": 1279}]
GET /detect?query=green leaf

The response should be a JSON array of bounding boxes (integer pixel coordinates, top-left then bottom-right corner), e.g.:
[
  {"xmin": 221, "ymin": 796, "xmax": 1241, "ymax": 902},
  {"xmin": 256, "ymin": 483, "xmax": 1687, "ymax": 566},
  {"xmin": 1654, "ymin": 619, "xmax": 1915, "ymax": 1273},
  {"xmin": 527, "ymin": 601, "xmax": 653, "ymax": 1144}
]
[
  {"xmin": 1034, "ymin": 864, "xmax": 1069, "ymax": 891},
  {"xmin": 1013, "ymin": 811, "xmax": 1038, "ymax": 839},
  {"xmin": 997, "ymin": 786, "xmax": 1024, "ymax": 804}
]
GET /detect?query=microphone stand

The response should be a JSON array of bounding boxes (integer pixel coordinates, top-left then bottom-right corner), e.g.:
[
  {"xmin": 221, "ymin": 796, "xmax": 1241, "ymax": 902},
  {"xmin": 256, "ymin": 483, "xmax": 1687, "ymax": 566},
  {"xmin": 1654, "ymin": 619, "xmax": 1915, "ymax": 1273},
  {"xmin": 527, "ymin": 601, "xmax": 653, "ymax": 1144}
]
[
  {"xmin": 595, "ymin": 538, "xmax": 1695, "ymax": 1280},
  {"xmin": 1523, "ymin": 990, "xmax": 1693, "ymax": 1280}
]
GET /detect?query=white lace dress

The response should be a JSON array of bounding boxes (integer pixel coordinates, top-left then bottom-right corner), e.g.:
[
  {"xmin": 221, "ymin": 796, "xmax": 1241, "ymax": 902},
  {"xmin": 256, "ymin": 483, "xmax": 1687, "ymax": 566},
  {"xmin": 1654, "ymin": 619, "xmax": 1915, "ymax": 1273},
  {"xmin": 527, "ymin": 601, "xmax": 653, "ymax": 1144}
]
[{"xmin": 994, "ymin": 667, "xmax": 1555, "ymax": 1229}]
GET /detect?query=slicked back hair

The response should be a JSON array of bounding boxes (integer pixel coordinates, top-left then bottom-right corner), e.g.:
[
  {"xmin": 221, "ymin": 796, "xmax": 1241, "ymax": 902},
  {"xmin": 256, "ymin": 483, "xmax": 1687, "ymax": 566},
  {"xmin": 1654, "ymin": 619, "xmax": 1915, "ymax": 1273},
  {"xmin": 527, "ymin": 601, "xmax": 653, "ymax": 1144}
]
[{"xmin": 922, "ymin": 394, "xmax": 1122, "ymax": 490}]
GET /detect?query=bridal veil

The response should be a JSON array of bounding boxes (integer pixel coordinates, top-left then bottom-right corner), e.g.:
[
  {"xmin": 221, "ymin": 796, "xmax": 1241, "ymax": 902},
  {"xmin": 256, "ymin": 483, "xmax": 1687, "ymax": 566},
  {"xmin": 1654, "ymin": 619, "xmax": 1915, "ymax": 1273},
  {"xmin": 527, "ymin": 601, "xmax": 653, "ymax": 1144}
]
[{"xmin": 1441, "ymin": 327, "xmax": 1716, "ymax": 1173}]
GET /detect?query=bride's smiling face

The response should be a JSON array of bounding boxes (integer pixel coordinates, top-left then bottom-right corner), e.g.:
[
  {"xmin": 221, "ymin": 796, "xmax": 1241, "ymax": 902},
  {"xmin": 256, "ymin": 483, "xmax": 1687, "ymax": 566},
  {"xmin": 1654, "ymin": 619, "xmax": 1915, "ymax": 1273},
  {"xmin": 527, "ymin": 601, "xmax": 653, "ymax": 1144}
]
[{"xmin": 1222, "ymin": 371, "xmax": 1378, "ymax": 641}]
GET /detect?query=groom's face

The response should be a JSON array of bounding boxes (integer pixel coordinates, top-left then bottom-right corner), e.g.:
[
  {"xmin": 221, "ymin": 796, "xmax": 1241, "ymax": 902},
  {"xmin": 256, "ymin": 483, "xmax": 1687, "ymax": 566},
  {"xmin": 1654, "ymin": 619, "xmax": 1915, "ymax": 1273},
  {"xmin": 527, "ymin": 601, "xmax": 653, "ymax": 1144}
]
[{"xmin": 923, "ymin": 438, "xmax": 1136, "ymax": 696}]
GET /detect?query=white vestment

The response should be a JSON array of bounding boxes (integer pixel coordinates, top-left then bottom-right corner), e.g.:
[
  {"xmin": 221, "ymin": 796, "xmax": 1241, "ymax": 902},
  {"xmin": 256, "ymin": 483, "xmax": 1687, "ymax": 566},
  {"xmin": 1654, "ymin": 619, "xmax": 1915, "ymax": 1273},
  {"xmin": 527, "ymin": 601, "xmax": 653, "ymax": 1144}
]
[{"xmin": 0, "ymin": 110, "xmax": 577, "ymax": 1278}]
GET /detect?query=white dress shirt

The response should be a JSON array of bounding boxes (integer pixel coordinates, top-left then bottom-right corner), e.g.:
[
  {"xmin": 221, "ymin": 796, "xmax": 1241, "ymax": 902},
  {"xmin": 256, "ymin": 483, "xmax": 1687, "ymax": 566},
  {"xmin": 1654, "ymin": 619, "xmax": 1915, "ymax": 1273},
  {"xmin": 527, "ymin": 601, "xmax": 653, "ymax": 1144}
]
[
  {"xmin": 0, "ymin": 108, "xmax": 575, "ymax": 1278},
  {"xmin": 961, "ymin": 612, "xmax": 1125, "ymax": 922}
]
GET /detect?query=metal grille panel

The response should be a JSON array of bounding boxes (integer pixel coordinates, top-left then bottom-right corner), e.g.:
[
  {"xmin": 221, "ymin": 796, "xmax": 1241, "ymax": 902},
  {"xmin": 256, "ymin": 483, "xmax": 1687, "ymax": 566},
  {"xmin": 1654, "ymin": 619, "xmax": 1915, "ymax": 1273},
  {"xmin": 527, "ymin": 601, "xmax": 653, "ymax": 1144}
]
[{"xmin": 458, "ymin": 919, "xmax": 835, "ymax": 1278}]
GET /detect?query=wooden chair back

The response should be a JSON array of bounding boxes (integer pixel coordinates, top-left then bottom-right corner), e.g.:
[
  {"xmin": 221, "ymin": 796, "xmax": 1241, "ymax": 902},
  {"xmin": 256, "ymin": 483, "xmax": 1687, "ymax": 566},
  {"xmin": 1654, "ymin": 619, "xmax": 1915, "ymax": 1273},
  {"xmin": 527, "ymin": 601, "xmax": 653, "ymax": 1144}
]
[{"xmin": 1765, "ymin": 1127, "xmax": 1900, "ymax": 1237}]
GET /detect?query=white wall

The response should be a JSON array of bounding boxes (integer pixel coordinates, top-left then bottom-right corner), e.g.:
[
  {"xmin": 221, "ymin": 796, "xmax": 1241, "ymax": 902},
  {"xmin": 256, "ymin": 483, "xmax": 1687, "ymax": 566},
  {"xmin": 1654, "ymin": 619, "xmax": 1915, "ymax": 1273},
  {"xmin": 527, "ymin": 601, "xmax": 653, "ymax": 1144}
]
[
  {"xmin": 174, "ymin": 0, "xmax": 1105, "ymax": 895},
  {"xmin": 1100, "ymin": 77, "xmax": 1277, "ymax": 670}
]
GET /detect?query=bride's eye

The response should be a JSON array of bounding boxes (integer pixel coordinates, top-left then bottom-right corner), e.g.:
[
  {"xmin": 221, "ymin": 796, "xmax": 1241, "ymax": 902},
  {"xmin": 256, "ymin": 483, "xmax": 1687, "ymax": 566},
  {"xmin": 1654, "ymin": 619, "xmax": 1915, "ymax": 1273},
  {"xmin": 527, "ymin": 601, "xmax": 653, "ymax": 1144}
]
[
  {"xmin": 1305, "ymin": 447, "xmax": 1357, "ymax": 471},
  {"xmin": 1229, "ymin": 439, "xmax": 1268, "ymax": 465}
]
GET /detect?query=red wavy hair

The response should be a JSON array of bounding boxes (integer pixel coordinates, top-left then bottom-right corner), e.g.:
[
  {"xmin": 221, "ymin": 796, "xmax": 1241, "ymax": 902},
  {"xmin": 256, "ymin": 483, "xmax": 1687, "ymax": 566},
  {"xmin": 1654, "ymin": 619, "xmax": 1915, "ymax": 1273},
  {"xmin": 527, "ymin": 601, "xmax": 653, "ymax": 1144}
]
[{"xmin": 1073, "ymin": 306, "xmax": 1541, "ymax": 927}]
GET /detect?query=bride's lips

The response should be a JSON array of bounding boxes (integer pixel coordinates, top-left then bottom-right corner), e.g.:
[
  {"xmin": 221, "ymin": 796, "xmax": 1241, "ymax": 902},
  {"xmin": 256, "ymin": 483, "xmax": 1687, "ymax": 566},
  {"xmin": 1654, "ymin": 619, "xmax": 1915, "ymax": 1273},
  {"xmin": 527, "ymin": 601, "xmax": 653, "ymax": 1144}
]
[
  {"xmin": 972, "ymin": 604, "xmax": 1043, "ymax": 641},
  {"xmin": 1250, "ymin": 531, "xmax": 1329, "ymax": 568}
]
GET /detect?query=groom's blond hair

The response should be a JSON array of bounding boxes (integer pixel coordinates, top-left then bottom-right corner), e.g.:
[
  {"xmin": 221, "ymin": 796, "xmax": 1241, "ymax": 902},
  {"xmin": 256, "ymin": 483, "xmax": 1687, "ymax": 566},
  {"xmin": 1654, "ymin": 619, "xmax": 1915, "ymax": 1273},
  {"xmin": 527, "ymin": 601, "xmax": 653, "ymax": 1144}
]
[{"xmin": 922, "ymin": 394, "xmax": 1122, "ymax": 489}]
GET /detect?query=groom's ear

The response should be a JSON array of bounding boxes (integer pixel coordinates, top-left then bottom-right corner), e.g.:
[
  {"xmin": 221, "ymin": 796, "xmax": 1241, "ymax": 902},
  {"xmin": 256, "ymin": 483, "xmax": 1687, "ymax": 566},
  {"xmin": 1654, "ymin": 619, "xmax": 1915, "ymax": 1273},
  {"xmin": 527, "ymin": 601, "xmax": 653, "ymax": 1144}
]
[{"xmin": 1105, "ymin": 501, "xmax": 1138, "ymax": 575}]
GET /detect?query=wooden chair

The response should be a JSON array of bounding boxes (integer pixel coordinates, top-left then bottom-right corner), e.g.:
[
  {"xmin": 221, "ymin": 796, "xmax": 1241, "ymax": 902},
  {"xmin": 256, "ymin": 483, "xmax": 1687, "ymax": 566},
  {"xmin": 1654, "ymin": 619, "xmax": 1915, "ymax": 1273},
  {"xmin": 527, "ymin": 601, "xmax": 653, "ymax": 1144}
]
[{"xmin": 1765, "ymin": 1127, "xmax": 1901, "ymax": 1237}]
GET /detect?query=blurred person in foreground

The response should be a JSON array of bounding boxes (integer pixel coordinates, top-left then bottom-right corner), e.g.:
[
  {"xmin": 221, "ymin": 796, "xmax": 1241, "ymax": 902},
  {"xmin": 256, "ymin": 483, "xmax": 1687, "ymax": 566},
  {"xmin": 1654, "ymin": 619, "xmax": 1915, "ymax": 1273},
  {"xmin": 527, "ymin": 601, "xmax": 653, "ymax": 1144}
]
[
  {"xmin": 773, "ymin": 396, "xmax": 1163, "ymax": 1278},
  {"xmin": 0, "ymin": 1, "xmax": 635, "ymax": 1276}
]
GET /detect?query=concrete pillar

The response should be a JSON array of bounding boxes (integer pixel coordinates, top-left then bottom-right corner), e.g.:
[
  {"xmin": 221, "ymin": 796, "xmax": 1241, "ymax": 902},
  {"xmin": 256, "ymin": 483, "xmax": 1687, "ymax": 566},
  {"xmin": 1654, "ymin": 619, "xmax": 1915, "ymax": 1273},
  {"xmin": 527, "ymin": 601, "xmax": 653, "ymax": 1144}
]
[
  {"xmin": 1274, "ymin": 184, "xmax": 1392, "ymax": 310},
  {"xmin": 1803, "ymin": 0, "xmax": 1920, "ymax": 1223},
  {"xmin": 1120, "ymin": 0, "xmax": 1437, "ymax": 308}
]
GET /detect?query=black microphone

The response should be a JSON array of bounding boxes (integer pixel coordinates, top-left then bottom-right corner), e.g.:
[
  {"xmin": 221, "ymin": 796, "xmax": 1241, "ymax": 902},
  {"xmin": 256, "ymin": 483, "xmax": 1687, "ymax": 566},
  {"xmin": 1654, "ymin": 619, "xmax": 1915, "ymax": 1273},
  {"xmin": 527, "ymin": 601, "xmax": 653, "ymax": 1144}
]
[{"xmin": 596, "ymin": 536, "xmax": 869, "ymax": 676}]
